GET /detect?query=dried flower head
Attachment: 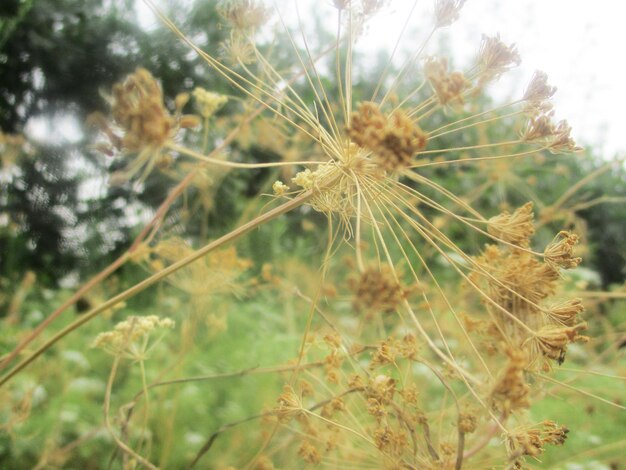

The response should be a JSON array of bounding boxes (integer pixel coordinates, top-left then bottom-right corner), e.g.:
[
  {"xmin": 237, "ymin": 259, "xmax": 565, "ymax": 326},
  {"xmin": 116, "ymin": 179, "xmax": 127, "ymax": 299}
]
[
  {"xmin": 491, "ymin": 349, "xmax": 530, "ymax": 415},
  {"xmin": 477, "ymin": 34, "xmax": 521, "ymax": 83},
  {"xmin": 298, "ymin": 440, "xmax": 321, "ymax": 464},
  {"xmin": 91, "ymin": 315, "xmax": 175, "ymax": 359},
  {"xmin": 527, "ymin": 323, "xmax": 589, "ymax": 365},
  {"xmin": 546, "ymin": 298, "xmax": 584, "ymax": 327},
  {"xmin": 488, "ymin": 202, "xmax": 535, "ymax": 247},
  {"xmin": 193, "ymin": 87, "xmax": 228, "ymax": 118},
  {"xmin": 218, "ymin": 0, "xmax": 268, "ymax": 31},
  {"xmin": 523, "ymin": 71, "xmax": 557, "ymax": 105},
  {"xmin": 434, "ymin": 0, "xmax": 466, "ymax": 28},
  {"xmin": 348, "ymin": 102, "xmax": 428, "ymax": 173},
  {"xmin": 544, "ymin": 231, "xmax": 582, "ymax": 270},
  {"xmin": 349, "ymin": 265, "xmax": 406, "ymax": 313},
  {"xmin": 111, "ymin": 68, "xmax": 175, "ymax": 152},
  {"xmin": 424, "ymin": 57, "xmax": 470, "ymax": 105}
]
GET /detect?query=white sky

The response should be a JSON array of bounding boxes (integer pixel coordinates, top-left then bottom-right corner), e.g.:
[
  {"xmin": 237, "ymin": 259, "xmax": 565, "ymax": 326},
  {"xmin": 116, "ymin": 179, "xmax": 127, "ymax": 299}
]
[{"xmin": 133, "ymin": 0, "xmax": 626, "ymax": 159}]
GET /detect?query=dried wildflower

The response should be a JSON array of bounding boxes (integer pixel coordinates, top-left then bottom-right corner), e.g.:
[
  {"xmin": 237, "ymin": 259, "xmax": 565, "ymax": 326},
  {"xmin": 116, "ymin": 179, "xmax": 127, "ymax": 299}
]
[
  {"xmin": 111, "ymin": 68, "xmax": 175, "ymax": 152},
  {"xmin": 546, "ymin": 298, "xmax": 584, "ymax": 327},
  {"xmin": 477, "ymin": 34, "xmax": 521, "ymax": 83},
  {"xmin": 221, "ymin": 30, "xmax": 256, "ymax": 64},
  {"xmin": 522, "ymin": 112, "xmax": 581, "ymax": 153},
  {"xmin": 348, "ymin": 102, "xmax": 428, "ymax": 173},
  {"xmin": 529, "ymin": 323, "xmax": 589, "ymax": 365},
  {"xmin": 90, "ymin": 68, "xmax": 195, "ymax": 181},
  {"xmin": 298, "ymin": 440, "xmax": 321, "ymax": 464},
  {"xmin": 373, "ymin": 426, "xmax": 408, "ymax": 455},
  {"xmin": 506, "ymin": 421, "xmax": 568, "ymax": 466},
  {"xmin": 491, "ymin": 349, "xmax": 530, "ymax": 414},
  {"xmin": 434, "ymin": 0, "xmax": 466, "ymax": 28},
  {"xmin": 193, "ymin": 87, "xmax": 228, "ymax": 118},
  {"xmin": 458, "ymin": 412, "xmax": 478, "ymax": 434},
  {"xmin": 218, "ymin": 0, "xmax": 268, "ymax": 32},
  {"xmin": 487, "ymin": 202, "xmax": 535, "ymax": 247},
  {"xmin": 424, "ymin": 57, "xmax": 469, "ymax": 105},
  {"xmin": 91, "ymin": 315, "xmax": 175, "ymax": 359},
  {"xmin": 349, "ymin": 266, "xmax": 406, "ymax": 313},
  {"xmin": 544, "ymin": 231, "xmax": 582, "ymax": 270},
  {"xmin": 366, "ymin": 374, "xmax": 397, "ymax": 404},
  {"xmin": 370, "ymin": 338, "xmax": 398, "ymax": 367},
  {"xmin": 275, "ymin": 384, "xmax": 304, "ymax": 422},
  {"xmin": 272, "ymin": 180, "xmax": 289, "ymax": 196},
  {"xmin": 523, "ymin": 71, "xmax": 557, "ymax": 105}
]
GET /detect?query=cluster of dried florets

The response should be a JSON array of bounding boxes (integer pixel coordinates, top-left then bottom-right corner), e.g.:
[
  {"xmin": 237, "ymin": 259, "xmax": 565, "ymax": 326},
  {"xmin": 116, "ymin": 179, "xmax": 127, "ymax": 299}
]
[
  {"xmin": 89, "ymin": 68, "xmax": 201, "ymax": 182},
  {"xmin": 348, "ymin": 265, "xmax": 408, "ymax": 313},
  {"xmin": 424, "ymin": 57, "xmax": 470, "ymax": 105},
  {"xmin": 348, "ymin": 101, "xmax": 428, "ymax": 173},
  {"xmin": 475, "ymin": 203, "xmax": 588, "ymax": 373},
  {"xmin": 91, "ymin": 315, "xmax": 174, "ymax": 359},
  {"xmin": 505, "ymin": 421, "xmax": 569, "ymax": 468}
]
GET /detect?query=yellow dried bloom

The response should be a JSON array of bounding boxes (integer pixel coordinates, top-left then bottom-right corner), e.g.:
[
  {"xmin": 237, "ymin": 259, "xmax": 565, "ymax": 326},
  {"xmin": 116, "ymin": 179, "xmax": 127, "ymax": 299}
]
[
  {"xmin": 218, "ymin": 0, "xmax": 268, "ymax": 31},
  {"xmin": 477, "ymin": 34, "xmax": 521, "ymax": 83},
  {"xmin": 546, "ymin": 298, "xmax": 584, "ymax": 327},
  {"xmin": 529, "ymin": 323, "xmax": 589, "ymax": 365},
  {"xmin": 488, "ymin": 202, "xmax": 535, "ymax": 247},
  {"xmin": 298, "ymin": 440, "xmax": 321, "ymax": 464},
  {"xmin": 349, "ymin": 265, "xmax": 406, "ymax": 313},
  {"xmin": 506, "ymin": 421, "xmax": 569, "ymax": 466},
  {"xmin": 544, "ymin": 231, "xmax": 582, "ymax": 270},
  {"xmin": 434, "ymin": 0, "xmax": 466, "ymax": 28},
  {"xmin": 523, "ymin": 71, "xmax": 557, "ymax": 105},
  {"xmin": 491, "ymin": 349, "xmax": 530, "ymax": 415},
  {"xmin": 458, "ymin": 413, "xmax": 477, "ymax": 433},
  {"xmin": 348, "ymin": 101, "xmax": 428, "ymax": 173},
  {"xmin": 275, "ymin": 384, "xmax": 304, "ymax": 422},
  {"xmin": 272, "ymin": 180, "xmax": 289, "ymax": 196},
  {"xmin": 110, "ymin": 68, "xmax": 174, "ymax": 153},
  {"xmin": 193, "ymin": 87, "xmax": 228, "ymax": 118},
  {"xmin": 92, "ymin": 315, "xmax": 175, "ymax": 359},
  {"xmin": 424, "ymin": 57, "xmax": 469, "ymax": 105}
]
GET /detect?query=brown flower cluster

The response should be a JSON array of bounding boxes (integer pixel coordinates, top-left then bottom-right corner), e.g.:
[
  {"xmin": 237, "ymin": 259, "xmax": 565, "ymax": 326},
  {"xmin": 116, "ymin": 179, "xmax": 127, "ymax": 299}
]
[
  {"xmin": 348, "ymin": 102, "xmax": 428, "ymax": 172},
  {"xmin": 424, "ymin": 57, "xmax": 469, "ymax": 105}
]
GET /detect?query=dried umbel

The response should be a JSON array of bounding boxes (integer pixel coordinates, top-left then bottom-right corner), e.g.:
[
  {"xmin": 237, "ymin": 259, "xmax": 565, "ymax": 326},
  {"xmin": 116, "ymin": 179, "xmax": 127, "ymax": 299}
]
[
  {"xmin": 193, "ymin": 87, "xmax": 228, "ymax": 118},
  {"xmin": 544, "ymin": 231, "xmax": 582, "ymax": 269},
  {"xmin": 522, "ymin": 111, "xmax": 581, "ymax": 153},
  {"xmin": 523, "ymin": 71, "xmax": 557, "ymax": 106},
  {"xmin": 491, "ymin": 349, "xmax": 530, "ymax": 415},
  {"xmin": 476, "ymin": 34, "xmax": 521, "ymax": 84},
  {"xmin": 348, "ymin": 101, "xmax": 428, "ymax": 173},
  {"xmin": 487, "ymin": 202, "xmax": 535, "ymax": 247},
  {"xmin": 434, "ymin": 0, "xmax": 467, "ymax": 28},
  {"xmin": 89, "ymin": 68, "xmax": 199, "ymax": 181},
  {"xmin": 424, "ymin": 57, "xmax": 470, "ymax": 105},
  {"xmin": 91, "ymin": 315, "xmax": 175, "ymax": 359},
  {"xmin": 218, "ymin": 0, "xmax": 268, "ymax": 32},
  {"xmin": 506, "ymin": 421, "xmax": 569, "ymax": 467},
  {"xmin": 349, "ymin": 265, "xmax": 407, "ymax": 313},
  {"xmin": 110, "ymin": 68, "xmax": 175, "ymax": 153},
  {"xmin": 527, "ymin": 323, "xmax": 589, "ymax": 365}
]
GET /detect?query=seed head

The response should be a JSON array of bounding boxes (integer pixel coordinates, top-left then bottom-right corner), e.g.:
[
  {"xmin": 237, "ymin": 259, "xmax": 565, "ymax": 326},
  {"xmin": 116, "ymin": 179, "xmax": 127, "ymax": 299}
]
[
  {"xmin": 298, "ymin": 440, "xmax": 321, "ymax": 464},
  {"xmin": 523, "ymin": 71, "xmax": 557, "ymax": 105},
  {"xmin": 488, "ymin": 202, "xmax": 535, "ymax": 247},
  {"xmin": 193, "ymin": 87, "xmax": 228, "ymax": 118},
  {"xmin": 424, "ymin": 57, "xmax": 470, "ymax": 105},
  {"xmin": 544, "ymin": 231, "xmax": 582, "ymax": 270},
  {"xmin": 434, "ymin": 0, "xmax": 467, "ymax": 28},
  {"xmin": 546, "ymin": 298, "xmax": 584, "ymax": 327},
  {"xmin": 348, "ymin": 102, "xmax": 428, "ymax": 173},
  {"xmin": 477, "ymin": 34, "xmax": 521, "ymax": 84}
]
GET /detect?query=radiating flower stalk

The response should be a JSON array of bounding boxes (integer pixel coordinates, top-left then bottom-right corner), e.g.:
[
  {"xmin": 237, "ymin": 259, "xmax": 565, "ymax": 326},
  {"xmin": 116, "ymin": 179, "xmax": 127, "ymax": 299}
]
[{"xmin": 1, "ymin": 0, "xmax": 624, "ymax": 468}]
